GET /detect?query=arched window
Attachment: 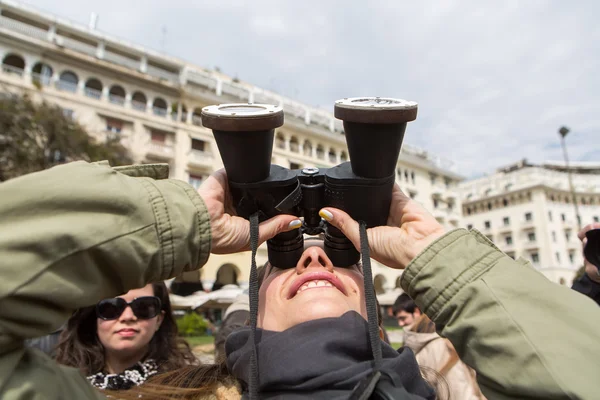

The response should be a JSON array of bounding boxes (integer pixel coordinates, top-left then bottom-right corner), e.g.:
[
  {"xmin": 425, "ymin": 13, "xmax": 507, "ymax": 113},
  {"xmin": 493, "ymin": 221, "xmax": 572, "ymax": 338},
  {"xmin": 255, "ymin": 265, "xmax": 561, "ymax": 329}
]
[
  {"xmin": 109, "ymin": 85, "xmax": 126, "ymax": 106},
  {"xmin": 275, "ymin": 132, "xmax": 286, "ymax": 149},
  {"xmin": 57, "ymin": 71, "xmax": 79, "ymax": 92},
  {"xmin": 84, "ymin": 78, "xmax": 103, "ymax": 99},
  {"xmin": 2, "ymin": 54, "xmax": 25, "ymax": 75},
  {"xmin": 131, "ymin": 91, "xmax": 147, "ymax": 111},
  {"xmin": 316, "ymin": 144, "xmax": 325, "ymax": 160},
  {"xmin": 191, "ymin": 107, "xmax": 203, "ymax": 126},
  {"xmin": 152, "ymin": 97, "xmax": 168, "ymax": 117},
  {"xmin": 31, "ymin": 62, "xmax": 53, "ymax": 85},
  {"xmin": 373, "ymin": 275, "xmax": 387, "ymax": 295},
  {"xmin": 303, "ymin": 140, "xmax": 313, "ymax": 157},
  {"xmin": 289, "ymin": 136, "xmax": 299, "ymax": 152},
  {"xmin": 328, "ymin": 149, "xmax": 337, "ymax": 163},
  {"xmin": 213, "ymin": 263, "xmax": 240, "ymax": 291},
  {"xmin": 340, "ymin": 151, "xmax": 348, "ymax": 162}
]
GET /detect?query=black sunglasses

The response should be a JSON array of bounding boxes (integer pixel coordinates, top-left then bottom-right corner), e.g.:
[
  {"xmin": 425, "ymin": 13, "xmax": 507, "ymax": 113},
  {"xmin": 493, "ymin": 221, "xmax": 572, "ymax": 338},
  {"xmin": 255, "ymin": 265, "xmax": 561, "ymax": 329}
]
[{"xmin": 96, "ymin": 296, "xmax": 162, "ymax": 321}]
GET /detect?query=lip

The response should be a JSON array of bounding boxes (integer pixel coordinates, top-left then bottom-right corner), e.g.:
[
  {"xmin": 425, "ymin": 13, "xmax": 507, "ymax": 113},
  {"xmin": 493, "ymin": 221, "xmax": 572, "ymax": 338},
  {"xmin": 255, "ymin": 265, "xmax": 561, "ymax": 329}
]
[
  {"xmin": 287, "ymin": 271, "xmax": 347, "ymax": 299},
  {"xmin": 115, "ymin": 328, "xmax": 139, "ymax": 337}
]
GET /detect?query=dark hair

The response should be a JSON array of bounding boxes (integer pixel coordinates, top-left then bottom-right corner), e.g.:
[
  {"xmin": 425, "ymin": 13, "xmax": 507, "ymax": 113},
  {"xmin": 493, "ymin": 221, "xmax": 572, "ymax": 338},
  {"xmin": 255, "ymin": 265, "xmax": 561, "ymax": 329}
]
[
  {"xmin": 393, "ymin": 293, "xmax": 417, "ymax": 315},
  {"xmin": 55, "ymin": 282, "xmax": 197, "ymax": 375}
]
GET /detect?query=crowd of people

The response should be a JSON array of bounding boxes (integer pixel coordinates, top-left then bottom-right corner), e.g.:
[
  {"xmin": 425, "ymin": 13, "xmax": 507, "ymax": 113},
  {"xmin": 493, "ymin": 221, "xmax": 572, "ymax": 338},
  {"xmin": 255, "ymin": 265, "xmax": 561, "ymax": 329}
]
[{"xmin": 1, "ymin": 161, "xmax": 599, "ymax": 399}]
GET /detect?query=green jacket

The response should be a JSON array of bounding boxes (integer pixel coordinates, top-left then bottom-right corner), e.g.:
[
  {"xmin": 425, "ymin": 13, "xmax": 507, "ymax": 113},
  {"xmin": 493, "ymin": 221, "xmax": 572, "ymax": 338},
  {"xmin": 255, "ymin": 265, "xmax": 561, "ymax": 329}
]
[{"xmin": 0, "ymin": 162, "xmax": 598, "ymax": 399}]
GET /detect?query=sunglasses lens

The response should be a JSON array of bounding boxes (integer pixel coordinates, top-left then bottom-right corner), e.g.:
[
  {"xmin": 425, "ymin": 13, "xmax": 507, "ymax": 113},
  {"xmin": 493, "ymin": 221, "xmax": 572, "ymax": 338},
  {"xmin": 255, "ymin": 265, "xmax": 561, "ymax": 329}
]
[
  {"xmin": 97, "ymin": 298, "xmax": 126, "ymax": 320},
  {"xmin": 131, "ymin": 297, "xmax": 161, "ymax": 320}
]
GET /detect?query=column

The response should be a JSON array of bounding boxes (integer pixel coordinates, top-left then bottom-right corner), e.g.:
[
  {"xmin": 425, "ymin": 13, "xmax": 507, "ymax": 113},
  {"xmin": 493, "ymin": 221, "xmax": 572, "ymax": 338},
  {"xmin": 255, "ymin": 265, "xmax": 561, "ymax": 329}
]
[
  {"xmin": 146, "ymin": 98, "xmax": 153, "ymax": 114},
  {"xmin": 77, "ymin": 80, "xmax": 85, "ymax": 95},
  {"xmin": 101, "ymin": 86, "xmax": 109, "ymax": 102},
  {"xmin": 336, "ymin": 150, "xmax": 342, "ymax": 164},
  {"xmin": 47, "ymin": 24, "xmax": 56, "ymax": 42},
  {"xmin": 125, "ymin": 93, "xmax": 132, "ymax": 108},
  {"xmin": 216, "ymin": 79, "xmax": 223, "ymax": 96},
  {"xmin": 248, "ymin": 90, "xmax": 255, "ymax": 104},
  {"xmin": 186, "ymin": 109, "xmax": 193, "ymax": 124},
  {"xmin": 304, "ymin": 109, "xmax": 311, "ymax": 125},
  {"xmin": 140, "ymin": 55, "xmax": 148, "ymax": 73},
  {"xmin": 284, "ymin": 134, "xmax": 291, "ymax": 151},
  {"xmin": 96, "ymin": 41, "xmax": 105, "ymax": 59}
]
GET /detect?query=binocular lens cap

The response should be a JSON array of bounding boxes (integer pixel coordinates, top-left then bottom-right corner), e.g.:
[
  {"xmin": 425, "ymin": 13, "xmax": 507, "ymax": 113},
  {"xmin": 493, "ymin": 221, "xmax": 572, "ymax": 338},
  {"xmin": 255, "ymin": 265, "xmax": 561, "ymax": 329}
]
[
  {"xmin": 334, "ymin": 97, "xmax": 418, "ymax": 123},
  {"xmin": 201, "ymin": 103, "xmax": 284, "ymax": 131}
]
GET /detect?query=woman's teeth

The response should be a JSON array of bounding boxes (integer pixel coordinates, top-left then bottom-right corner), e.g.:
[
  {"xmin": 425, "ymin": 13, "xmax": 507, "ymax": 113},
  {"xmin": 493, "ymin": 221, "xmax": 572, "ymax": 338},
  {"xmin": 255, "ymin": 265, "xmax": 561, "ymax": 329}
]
[{"xmin": 296, "ymin": 280, "xmax": 334, "ymax": 295}]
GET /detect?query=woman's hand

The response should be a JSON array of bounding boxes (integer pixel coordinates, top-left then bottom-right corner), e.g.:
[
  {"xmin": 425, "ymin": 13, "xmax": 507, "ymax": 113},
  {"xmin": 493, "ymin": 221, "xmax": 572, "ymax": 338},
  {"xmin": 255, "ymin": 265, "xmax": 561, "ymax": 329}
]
[
  {"xmin": 197, "ymin": 169, "xmax": 301, "ymax": 254},
  {"xmin": 319, "ymin": 184, "xmax": 446, "ymax": 270},
  {"xmin": 578, "ymin": 223, "xmax": 600, "ymax": 283}
]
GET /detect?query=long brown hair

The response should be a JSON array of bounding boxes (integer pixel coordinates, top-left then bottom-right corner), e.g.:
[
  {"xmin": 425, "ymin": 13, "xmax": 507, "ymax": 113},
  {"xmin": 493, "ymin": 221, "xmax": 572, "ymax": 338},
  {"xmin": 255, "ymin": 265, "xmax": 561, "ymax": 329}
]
[{"xmin": 55, "ymin": 282, "xmax": 197, "ymax": 375}]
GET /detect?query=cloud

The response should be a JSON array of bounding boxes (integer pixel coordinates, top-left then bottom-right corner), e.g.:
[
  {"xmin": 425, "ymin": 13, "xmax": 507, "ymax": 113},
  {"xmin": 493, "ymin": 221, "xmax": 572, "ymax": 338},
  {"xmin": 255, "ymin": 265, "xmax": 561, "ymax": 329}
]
[{"xmin": 23, "ymin": 0, "xmax": 600, "ymax": 177}]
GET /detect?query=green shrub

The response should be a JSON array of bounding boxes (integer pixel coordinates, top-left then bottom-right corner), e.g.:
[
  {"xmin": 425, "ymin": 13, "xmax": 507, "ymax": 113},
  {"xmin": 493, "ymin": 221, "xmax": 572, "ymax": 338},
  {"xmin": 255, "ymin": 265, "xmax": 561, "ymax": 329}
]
[{"xmin": 176, "ymin": 312, "xmax": 210, "ymax": 337}]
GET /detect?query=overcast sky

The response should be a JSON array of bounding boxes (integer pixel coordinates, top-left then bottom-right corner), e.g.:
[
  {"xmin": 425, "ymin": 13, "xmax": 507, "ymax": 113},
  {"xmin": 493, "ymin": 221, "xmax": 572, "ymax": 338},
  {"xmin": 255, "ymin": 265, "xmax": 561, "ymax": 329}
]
[{"xmin": 22, "ymin": 0, "xmax": 600, "ymax": 177}]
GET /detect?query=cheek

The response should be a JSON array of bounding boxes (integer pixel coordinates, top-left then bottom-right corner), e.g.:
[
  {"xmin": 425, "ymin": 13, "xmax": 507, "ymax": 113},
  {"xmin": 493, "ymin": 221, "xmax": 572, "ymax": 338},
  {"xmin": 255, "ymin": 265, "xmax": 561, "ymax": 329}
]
[{"xmin": 96, "ymin": 320, "xmax": 115, "ymax": 345}]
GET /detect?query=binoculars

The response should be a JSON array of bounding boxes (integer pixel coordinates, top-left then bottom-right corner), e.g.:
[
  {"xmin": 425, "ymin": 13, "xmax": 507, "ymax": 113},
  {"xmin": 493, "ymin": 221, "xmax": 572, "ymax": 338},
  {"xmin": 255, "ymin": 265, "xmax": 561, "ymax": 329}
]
[{"xmin": 201, "ymin": 97, "xmax": 418, "ymax": 269}]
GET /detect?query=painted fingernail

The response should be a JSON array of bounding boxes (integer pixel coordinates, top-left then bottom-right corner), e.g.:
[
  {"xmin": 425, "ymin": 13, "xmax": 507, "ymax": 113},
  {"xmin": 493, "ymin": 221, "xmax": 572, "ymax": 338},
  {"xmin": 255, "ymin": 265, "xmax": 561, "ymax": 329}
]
[
  {"xmin": 319, "ymin": 209, "xmax": 333, "ymax": 221},
  {"xmin": 288, "ymin": 219, "xmax": 302, "ymax": 229}
]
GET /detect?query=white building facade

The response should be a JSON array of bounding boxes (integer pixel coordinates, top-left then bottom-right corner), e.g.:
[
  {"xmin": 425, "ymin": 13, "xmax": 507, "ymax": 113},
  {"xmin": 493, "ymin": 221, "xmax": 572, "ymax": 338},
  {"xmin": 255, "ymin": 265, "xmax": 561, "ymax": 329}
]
[
  {"xmin": 460, "ymin": 160, "xmax": 600, "ymax": 285},
  {"xmin": 0, "ymin": 0, "xmax": 463, "ymax": 293}
]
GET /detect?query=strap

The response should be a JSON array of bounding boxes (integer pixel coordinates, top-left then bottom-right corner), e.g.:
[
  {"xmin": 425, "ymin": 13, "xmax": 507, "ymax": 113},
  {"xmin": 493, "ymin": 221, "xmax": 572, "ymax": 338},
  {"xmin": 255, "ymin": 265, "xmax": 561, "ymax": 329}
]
[
  {"xmin": 248, "ymin": 213, "xmax": 260, "ymax": 400},
  {"xmin": 275, "ymin": 180, "xmax": 302, "ymax": 211},
  {"xmin": 359, "ymin": 221, "xmax": 382, "ymax": 369}
]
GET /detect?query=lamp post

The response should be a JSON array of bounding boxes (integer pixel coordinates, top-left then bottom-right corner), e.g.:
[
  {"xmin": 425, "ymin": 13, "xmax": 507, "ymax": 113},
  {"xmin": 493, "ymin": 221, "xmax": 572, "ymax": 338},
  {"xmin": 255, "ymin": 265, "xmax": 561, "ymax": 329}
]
[{"xmin": 558, "ymin": 126, "xmax": 582, "ymax": 231}]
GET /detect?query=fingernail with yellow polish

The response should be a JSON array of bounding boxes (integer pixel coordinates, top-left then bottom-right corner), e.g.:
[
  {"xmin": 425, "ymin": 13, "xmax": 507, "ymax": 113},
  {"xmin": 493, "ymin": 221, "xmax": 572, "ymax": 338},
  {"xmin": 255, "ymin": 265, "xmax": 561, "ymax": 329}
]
[
  {"xmin": 288, "ymin": 219, "xmax": 302, "ymax": 229},
  {"xmin": 319, "ymin": 209, "xmax": 333, "ymax": 221}
]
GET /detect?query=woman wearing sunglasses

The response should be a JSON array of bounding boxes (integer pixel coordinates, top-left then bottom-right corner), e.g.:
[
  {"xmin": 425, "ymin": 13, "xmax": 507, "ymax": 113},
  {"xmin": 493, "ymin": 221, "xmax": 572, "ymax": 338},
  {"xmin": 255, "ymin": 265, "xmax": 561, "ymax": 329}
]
[
  {"xmin": 1, "ymin": 161, "xmax": 599, "ymax": 400},
  {"xmin": 54, "ymin": 281, "xmax": 196, "ymax": 390}
]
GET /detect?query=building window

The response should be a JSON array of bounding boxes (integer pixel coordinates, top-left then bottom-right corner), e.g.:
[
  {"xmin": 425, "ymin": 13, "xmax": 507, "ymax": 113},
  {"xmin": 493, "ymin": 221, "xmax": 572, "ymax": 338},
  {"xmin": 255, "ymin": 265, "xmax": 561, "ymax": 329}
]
[
  {"xmin": 404, "ymin": 170, "xmax": 409, "ymax": 182},
  {"xmin": 467, "ymin": 224, "xmax": 473, "ymax": 230},
  {"xmin": 191, "ymin": 138, "xmax": 206, "ymax": 152},
  {"xmin": 528, "ymin": 232, "xmax": 536, "ymax": 242},
  {"xmin": 594, "ymin": 216, "xmax": 599, "ymax": 223},
  {"xmin": 525, "ymin": 212, "xmax": 533, "ymax": 221},
  {"xmin": 506, "ymin": 252, "xmax": 516, "ymax": 259},
  {"xmin": 409, "ymin": 191, "xmax": 417, "ymax": 199},
  {"xmin": 561, "ymin": 213, "xmax": 566, "ymax": 222},
  {"xmin": 569, "ymin": 252, "xmax": 574, "ymax": 264},
  {"xmin": 548, "ymin": 211, "xmax": 552, "ymax": 221},
  {"xmin": 289, "ymin": 162, "xmax": 301, "ymax": 170},
  {"xmin": 484, "ymin": 221, "xmax": 491, "ymax": 229},
  {"xmin": 565, "ymin": 230, "xmax": 571, "ymax": 241},
  {"xmin": 430, "ymin": 174, "xmax": 437, "ymax": 185},
  {"xmin": 555, "ymin": 252, "xmax": 560, "ymax": 262},
  {"xmin": 552, "ymin": 231, "xmax": 556, "ymax": 242},
  {"xmin": 503, "ymin": 198, "xmax": 509, "ymax": 207},
  {"xmin": 188, "ymin": 174, "xmax": 205, "ymax": 190},
  {"xmin": 433, "ymin": 199, "xmax": 439, "ymax": 209},
  {"xmin": 531, "ymin": 253, "xmax": 539, "ymax": 264},
  {"xmin": 505, "ymin": 236, "xmax": 513, "ymax": 246},
  {"xmin": 151, "ymin": 130, "xmax": 167, "ymax": 143},
  {"xmin": 487, "ymin": 202, "xmax": 492, "ymax": 211},
  {"xmin": 503, "ymin": 217, "xmax": 510, "ymax": 226},
  {"xmin": 411, "ymin": 171, "xmax": 415, "ymax": 184},
  {"xmin": 105, "ymin": 118, "xmax": 123, "ymax": 134}
]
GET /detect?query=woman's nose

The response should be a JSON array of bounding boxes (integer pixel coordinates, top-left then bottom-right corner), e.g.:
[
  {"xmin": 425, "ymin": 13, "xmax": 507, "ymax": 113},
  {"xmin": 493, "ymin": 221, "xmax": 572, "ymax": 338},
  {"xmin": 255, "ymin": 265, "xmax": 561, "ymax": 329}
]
[
  {"xmin": 296, "ymin": 246, "xmax": 334, "ymax": 273},
  {"xmin": 119, "ymin": 305, "xmax": 137, "ymax": 321}
]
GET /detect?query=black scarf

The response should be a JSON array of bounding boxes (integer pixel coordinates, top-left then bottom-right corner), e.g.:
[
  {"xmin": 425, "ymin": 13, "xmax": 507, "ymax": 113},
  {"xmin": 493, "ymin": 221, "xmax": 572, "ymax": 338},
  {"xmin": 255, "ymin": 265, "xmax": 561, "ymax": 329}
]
[
  {"xmin": 226, "ymin": 311, "xmax": 435, "ymax": 399},
  {"xmin": 87, "ymin": 359, "xmax": 158, "ymax": 390}
]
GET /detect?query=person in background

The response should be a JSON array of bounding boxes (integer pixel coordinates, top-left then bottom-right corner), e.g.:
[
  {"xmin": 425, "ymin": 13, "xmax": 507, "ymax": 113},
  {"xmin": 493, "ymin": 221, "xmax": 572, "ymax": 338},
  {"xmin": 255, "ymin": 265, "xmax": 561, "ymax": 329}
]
[
  {"xmin": 572, "ymin": 223, "xmax": 600, "ymax": 305},
  {"xmin": 405, "ymin": 314, "xmax": 486, "ymax": 399},
  {"xmin": 393, "ymin": 292, "xmax": 422, "ymax": 328},
  {"xmin": 55, "ymin": 282, "xmax": 197, "ymax": 391}
]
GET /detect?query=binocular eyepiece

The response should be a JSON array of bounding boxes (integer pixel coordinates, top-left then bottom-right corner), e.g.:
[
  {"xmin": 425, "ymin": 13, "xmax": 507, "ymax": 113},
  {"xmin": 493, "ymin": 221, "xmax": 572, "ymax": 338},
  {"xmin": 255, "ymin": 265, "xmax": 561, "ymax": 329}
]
[{"xmin": 201, "ymin": 97, "xmax": 417, "ymax": 269}]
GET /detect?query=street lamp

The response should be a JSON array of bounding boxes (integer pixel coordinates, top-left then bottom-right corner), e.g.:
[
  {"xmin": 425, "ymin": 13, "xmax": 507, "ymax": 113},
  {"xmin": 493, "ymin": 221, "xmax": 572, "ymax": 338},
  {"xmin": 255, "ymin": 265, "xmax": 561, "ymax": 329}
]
[{"xmin": 558, "ymin": 126, "xmax": 582, "ymax": 230}]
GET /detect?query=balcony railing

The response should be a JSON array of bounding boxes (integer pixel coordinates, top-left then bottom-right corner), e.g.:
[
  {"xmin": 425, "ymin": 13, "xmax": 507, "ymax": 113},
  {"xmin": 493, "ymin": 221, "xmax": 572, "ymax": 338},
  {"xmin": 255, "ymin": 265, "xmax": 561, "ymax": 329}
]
[
  {"xmin": 104, "ymin": 51, "xmax": 140, "ymax": 70},
  {"xmin": 0, "ymin": 15, "xmax": 48, "ymax": 41},
  {"xmin": 109, "ymin": 94, "xmax": 126, "ymax": 106},
  {"xmin": 188, "ymin": 150, "xmax": 213, "ymax": 166},
  {"xmin": 152, "ymin": 107, "xmax": 168, "ymax": 117},
  {"xmin": 222, "ymin": 81, "xmax": 250, "ymax": 100},
  {"xmin": 132, "ymin": 100, "xmax": 147, "ymax": 112},
  {"xmin": 521, "ymin": 220, "xmax": 536, "ymax": 230},
  {"xmin": 59, "ymin": 36, "xmax": 97, "ymax": 57},
  {"xmin": 148, "ymin": 141, "xmax": 174, "ymax": 157},
  {"xmin": 147, "ymin": 65, "xmax": 179, "ymax": 82},
  {"xmin": 191, "ymin": 115, "xmax": 203, "ymax": 126},
  {"xmin": 1, "ymin": 64, "xmax": 24, "ymax": 76},
  {"xmin": 31, "ymin": 72, "xmax": 52, "ymax": 86},
  {"xmin": 84, "ymin": 87, "xmax": 102, "ymax": 100},
  {"xmin": 55, "ymin": 79, "xmax": 78, "ymax": 93}
]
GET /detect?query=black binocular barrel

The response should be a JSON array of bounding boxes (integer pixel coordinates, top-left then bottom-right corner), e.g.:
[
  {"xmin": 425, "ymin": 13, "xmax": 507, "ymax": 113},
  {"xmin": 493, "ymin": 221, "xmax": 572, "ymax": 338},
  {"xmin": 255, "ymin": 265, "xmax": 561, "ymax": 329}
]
[{"xmin": 201, "ymin": 103, "xmax": 284, "ymax": 183}]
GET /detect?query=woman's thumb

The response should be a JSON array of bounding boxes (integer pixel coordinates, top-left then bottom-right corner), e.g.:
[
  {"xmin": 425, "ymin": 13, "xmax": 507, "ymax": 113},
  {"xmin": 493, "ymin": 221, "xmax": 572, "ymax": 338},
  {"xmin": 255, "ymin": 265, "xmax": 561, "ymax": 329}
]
[
  {"xmin": 258, "ymin": 214, "xmax": 302, "ymax": 245},
  {"xmin": 319, "ymin": 208, "xmax": 361, "ymax": 250}
]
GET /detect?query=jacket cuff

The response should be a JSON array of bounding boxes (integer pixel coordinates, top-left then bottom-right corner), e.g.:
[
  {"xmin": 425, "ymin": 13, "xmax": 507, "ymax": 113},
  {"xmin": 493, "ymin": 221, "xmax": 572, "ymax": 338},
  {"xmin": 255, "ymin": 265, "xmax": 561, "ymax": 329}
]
[{"xmin": 400, "ymin": 228, "xmax": 505, "ymax": 321}]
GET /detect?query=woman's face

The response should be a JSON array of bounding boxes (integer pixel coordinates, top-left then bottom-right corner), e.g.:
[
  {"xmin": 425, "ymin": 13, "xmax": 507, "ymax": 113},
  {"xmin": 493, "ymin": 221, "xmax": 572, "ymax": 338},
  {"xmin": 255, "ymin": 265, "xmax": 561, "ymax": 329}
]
[
  {"xmin": 258, "ymin": 240, "xmax": 367, "ymax": 332},
  {"xmin": 96, "ymin": 284, "xmax": 164, "ymax": 360}
]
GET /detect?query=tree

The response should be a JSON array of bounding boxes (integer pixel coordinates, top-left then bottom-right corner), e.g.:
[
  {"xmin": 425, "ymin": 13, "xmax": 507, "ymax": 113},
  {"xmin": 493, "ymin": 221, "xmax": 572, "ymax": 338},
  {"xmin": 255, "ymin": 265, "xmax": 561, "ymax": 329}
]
[{"xmin": 0, "ymin": 94, "xmax": 132, "ymax": 181}]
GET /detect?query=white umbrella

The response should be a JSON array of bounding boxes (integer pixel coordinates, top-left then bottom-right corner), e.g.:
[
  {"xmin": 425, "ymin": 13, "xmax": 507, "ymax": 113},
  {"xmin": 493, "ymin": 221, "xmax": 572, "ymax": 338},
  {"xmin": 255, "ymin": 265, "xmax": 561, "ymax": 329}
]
[{"xmin": 376, "ymin": 288, "xmax": 404, "ymax": 306}]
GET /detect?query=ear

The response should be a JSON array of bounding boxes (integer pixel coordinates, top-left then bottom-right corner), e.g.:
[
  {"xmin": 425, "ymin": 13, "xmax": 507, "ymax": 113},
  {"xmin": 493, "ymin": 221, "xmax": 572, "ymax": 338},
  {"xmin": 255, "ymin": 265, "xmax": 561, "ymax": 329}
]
[
  {"xmin": 156, "ymin": 310, "xmax": 165, "ymax": 331},
  {"xmin": 415, "ymin": 307, "xmax": 422, "ymax": 317},
  {"xmin": 379, "ymin": 327, "xmax": 385, "ymax": 340}
]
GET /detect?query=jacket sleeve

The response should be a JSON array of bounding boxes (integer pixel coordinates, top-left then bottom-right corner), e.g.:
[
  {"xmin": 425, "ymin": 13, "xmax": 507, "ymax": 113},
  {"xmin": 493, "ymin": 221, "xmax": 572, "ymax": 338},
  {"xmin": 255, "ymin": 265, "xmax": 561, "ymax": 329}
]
[
  {"xmin": 401, "ymin": 229, "xmax": 600, "ymax": 400},
  {"xmin": 0, "ymin": 161, "xmax": 212, "ymax": 399},
  {"xmin": 571, "ymin": 273, "xmax": 600, "ymax": 306}
]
